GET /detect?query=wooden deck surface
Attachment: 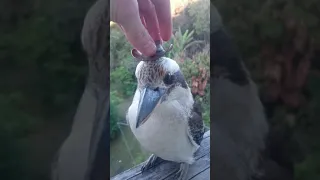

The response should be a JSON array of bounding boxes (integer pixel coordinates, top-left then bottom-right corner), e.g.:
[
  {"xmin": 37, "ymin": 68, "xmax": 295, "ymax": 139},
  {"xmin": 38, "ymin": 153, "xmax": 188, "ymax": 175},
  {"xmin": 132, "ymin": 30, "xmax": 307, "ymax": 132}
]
[{"xmin": 111, "ymin": 130, "xmax": 210, "ymax": 180}]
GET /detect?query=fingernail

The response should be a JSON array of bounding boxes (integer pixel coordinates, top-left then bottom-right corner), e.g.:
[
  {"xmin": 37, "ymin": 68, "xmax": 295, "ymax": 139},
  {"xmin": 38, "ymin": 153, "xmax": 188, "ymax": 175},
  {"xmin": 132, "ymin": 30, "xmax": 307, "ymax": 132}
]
[{"xmin": 143, "ymin": 40, "xmax": 156, "ymax": 56}]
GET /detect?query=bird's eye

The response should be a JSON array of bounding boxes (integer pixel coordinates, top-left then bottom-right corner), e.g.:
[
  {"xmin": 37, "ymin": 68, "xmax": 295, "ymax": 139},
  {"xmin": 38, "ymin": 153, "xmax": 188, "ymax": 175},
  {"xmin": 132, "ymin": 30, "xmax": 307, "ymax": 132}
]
[{"xmin": 163, "ymin": 73, "xmax": 174, "ymax": 85}]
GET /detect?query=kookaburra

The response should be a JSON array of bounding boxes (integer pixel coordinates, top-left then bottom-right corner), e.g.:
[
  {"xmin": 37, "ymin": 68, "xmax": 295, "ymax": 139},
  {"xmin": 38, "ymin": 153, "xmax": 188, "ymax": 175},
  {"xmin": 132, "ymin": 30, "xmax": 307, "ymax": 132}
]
[{"xmin": 126, "ymin": 42, "xmax": 205, "ymax": 180}]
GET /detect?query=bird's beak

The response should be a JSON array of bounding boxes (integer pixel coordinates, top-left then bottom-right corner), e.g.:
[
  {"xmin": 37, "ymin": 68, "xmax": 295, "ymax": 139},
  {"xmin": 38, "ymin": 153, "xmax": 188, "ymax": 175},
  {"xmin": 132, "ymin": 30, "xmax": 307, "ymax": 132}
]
[{"xmin": 136, "ymin": 86, "xmax": 166, "ymax": 128}]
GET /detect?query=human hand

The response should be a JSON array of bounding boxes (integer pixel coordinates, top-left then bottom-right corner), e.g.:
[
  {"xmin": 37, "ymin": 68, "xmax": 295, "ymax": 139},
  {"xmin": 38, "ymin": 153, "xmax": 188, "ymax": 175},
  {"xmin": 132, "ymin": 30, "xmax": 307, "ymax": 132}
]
[{"xmin": 110, "ymin": 0, "xmax": 172, "ymax": 57}]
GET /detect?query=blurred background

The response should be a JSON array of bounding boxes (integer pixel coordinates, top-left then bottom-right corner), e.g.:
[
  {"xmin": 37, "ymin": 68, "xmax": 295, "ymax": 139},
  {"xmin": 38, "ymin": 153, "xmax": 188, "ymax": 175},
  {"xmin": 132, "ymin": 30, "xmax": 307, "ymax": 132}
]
[
  {"xmin": 214, "ymin": 0, "xmax": 320, "ymax": 179},
  {"xmin": 109, "ymin": 0, "xmax": 210, "ymax": 177},
  {"xmin": 0, "ymin": 0, "xmax": 95, "ymax": 179}
]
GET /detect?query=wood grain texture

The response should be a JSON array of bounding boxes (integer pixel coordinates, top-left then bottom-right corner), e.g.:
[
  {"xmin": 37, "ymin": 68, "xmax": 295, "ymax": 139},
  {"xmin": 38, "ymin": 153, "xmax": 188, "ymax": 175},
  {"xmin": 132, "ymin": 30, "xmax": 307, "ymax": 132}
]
[{"xmin": 111, "ymin": 130, "xmax": 210, "ymax": 180}]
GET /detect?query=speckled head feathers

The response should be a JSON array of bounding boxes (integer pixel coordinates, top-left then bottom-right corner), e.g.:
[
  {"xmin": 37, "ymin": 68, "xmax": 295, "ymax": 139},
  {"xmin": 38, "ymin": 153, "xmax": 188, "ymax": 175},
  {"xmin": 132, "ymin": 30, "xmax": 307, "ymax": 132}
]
[{"xmin": 135, "ymin": 57, "xmax": 180, "ymax": 88}]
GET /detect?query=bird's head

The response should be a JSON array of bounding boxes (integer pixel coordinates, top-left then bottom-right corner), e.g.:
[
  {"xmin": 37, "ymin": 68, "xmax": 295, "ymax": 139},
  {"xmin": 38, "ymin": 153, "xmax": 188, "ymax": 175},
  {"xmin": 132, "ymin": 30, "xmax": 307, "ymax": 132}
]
[{"xmin": 134, "ymin": 57, "xmax": 189, "ymax": 128}]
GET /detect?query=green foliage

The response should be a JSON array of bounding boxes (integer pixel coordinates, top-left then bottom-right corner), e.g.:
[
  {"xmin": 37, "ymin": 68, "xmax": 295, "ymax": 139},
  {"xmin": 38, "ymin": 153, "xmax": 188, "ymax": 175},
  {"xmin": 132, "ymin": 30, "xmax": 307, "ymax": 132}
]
[
  {"xmin": 189, "ymin": 47, "xmax": 210, "ymax": 126},
  {"xmin": 110, "ymin": 26, "xmax": 133, "ymax": 69},
  {"xmin": 133, "ymin": 152, "xmax": 149, "ymax": 166},
  {"xmin": 194, "ymin": 87, "xmax": 210, "ymax": 126},
  {"xmin": 181, "ymin": 45, "xmax": 210, "ymax": 126},
  {"xmin": 179, "ymin": 45, "xmax": 210, "ymax": 83},
  {"xmin": 167, "ymin": 28, "xmax": 195, "ymax": 60},
  {"xmin": 187, "ymin": 0, "xmax": 210, "ymax": 40},
  {"xmin": 292, "ymin": 76, "xmax": 320, "ymax": 180},
  {"xmin": 295, "ymin": 153, "xmax": 320, "ymax": 180},
  {"xmin": 214, "ymin": 0, "xmax": 320, "ymax": 57},
  {"xmin": 0, "ymin": 93, "xmax": 39, "ymax": 136},
  {"xmin": 0, "ymin": 93, "xmax": 39, "ymax": 179},
  {"xmin": 0, "ymin": 0, "xmax": 94, "ymax": 179},
  {"xmin": 110, "ymin": 66, "xmax": 136, "ymax": 99},
  {"xmin": 1, "ymin": 1, "xmax": 89, "ymax": 114},
  {"xmin": 110, "ymin": 91, "xmax": 122, "ymax": 140},
  {"xmin": 110, "ymin": 26, "xmax": 138, "ymax": 139},
  {"xmin": 0, "ymin": 132, "xmax": 26, "ymax": 180},
  {"xmin": 214, "ymin": 0, "xmax": 320, "ymax": 178}
]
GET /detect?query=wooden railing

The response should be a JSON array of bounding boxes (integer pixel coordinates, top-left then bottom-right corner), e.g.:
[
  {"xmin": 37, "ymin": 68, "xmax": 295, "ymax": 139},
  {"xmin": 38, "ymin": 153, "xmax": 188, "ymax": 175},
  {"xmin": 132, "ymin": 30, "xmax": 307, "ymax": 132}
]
[{"xmin": 111, "ymin": 130, "xmax": 210, "ymax": 180}]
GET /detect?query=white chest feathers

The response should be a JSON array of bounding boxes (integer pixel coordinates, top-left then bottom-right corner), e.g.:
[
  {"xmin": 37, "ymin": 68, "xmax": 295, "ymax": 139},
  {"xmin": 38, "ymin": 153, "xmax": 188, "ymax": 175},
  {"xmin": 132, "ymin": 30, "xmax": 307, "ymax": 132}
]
[{"xmin": 127, "ymin": 86, "xmax": 199, "ymax": 164}]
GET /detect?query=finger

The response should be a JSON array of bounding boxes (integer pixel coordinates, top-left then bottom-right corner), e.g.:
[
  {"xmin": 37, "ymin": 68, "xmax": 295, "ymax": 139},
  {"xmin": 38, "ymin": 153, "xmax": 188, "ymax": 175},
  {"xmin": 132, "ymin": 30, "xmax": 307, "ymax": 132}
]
[
  {"xmin": 123, "ymin": 20, "xmax": 156, "ymax": 56},
  {"xmin": 151, "ymin": 0, "xmax": 172, "ymax": 41},
  {"xmin": 138, "ymin": 0, "xmax": 162, "ymax": 42},
  {"xmin": 114, "ymin": 0, "xmax": 156, "ymax": 56}
]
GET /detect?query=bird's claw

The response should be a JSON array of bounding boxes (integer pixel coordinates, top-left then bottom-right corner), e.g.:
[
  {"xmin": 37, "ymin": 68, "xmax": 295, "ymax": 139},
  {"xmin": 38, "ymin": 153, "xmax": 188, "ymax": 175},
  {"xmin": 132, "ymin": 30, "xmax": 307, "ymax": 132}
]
[
  {"xmin": 173, "ymin": 163, "xmax": 189, "ymax": 180},
  {"xmin": 131, "ymin": 40, "xmax": 173, "ymax": 61},
  {"xmin": 141, "ymin": 154, "xmax": 161, "ymax": 173}
]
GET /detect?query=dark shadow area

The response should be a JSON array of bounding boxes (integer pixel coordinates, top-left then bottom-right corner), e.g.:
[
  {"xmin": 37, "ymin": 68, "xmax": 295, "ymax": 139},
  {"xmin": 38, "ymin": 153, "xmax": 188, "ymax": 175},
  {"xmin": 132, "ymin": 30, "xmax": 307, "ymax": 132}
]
[
  {"xmin": 0, "ymin": 0, "xmax": 95, "ymax": 179},
  {"xmin": 213, "ymin": 0, "xmax": 320, "ymax": 179}
]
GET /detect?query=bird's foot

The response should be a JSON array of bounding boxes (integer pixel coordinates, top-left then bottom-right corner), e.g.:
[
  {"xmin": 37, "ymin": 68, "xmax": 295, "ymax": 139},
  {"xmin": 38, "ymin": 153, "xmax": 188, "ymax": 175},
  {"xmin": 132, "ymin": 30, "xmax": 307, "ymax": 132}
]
[
  {"xmin": 173, "ymin": 163, "xmax": 189, "ymax": 180},
  {"xmin": 141, "ymin": 154, "xmax": 162, "ymax": 173}
]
